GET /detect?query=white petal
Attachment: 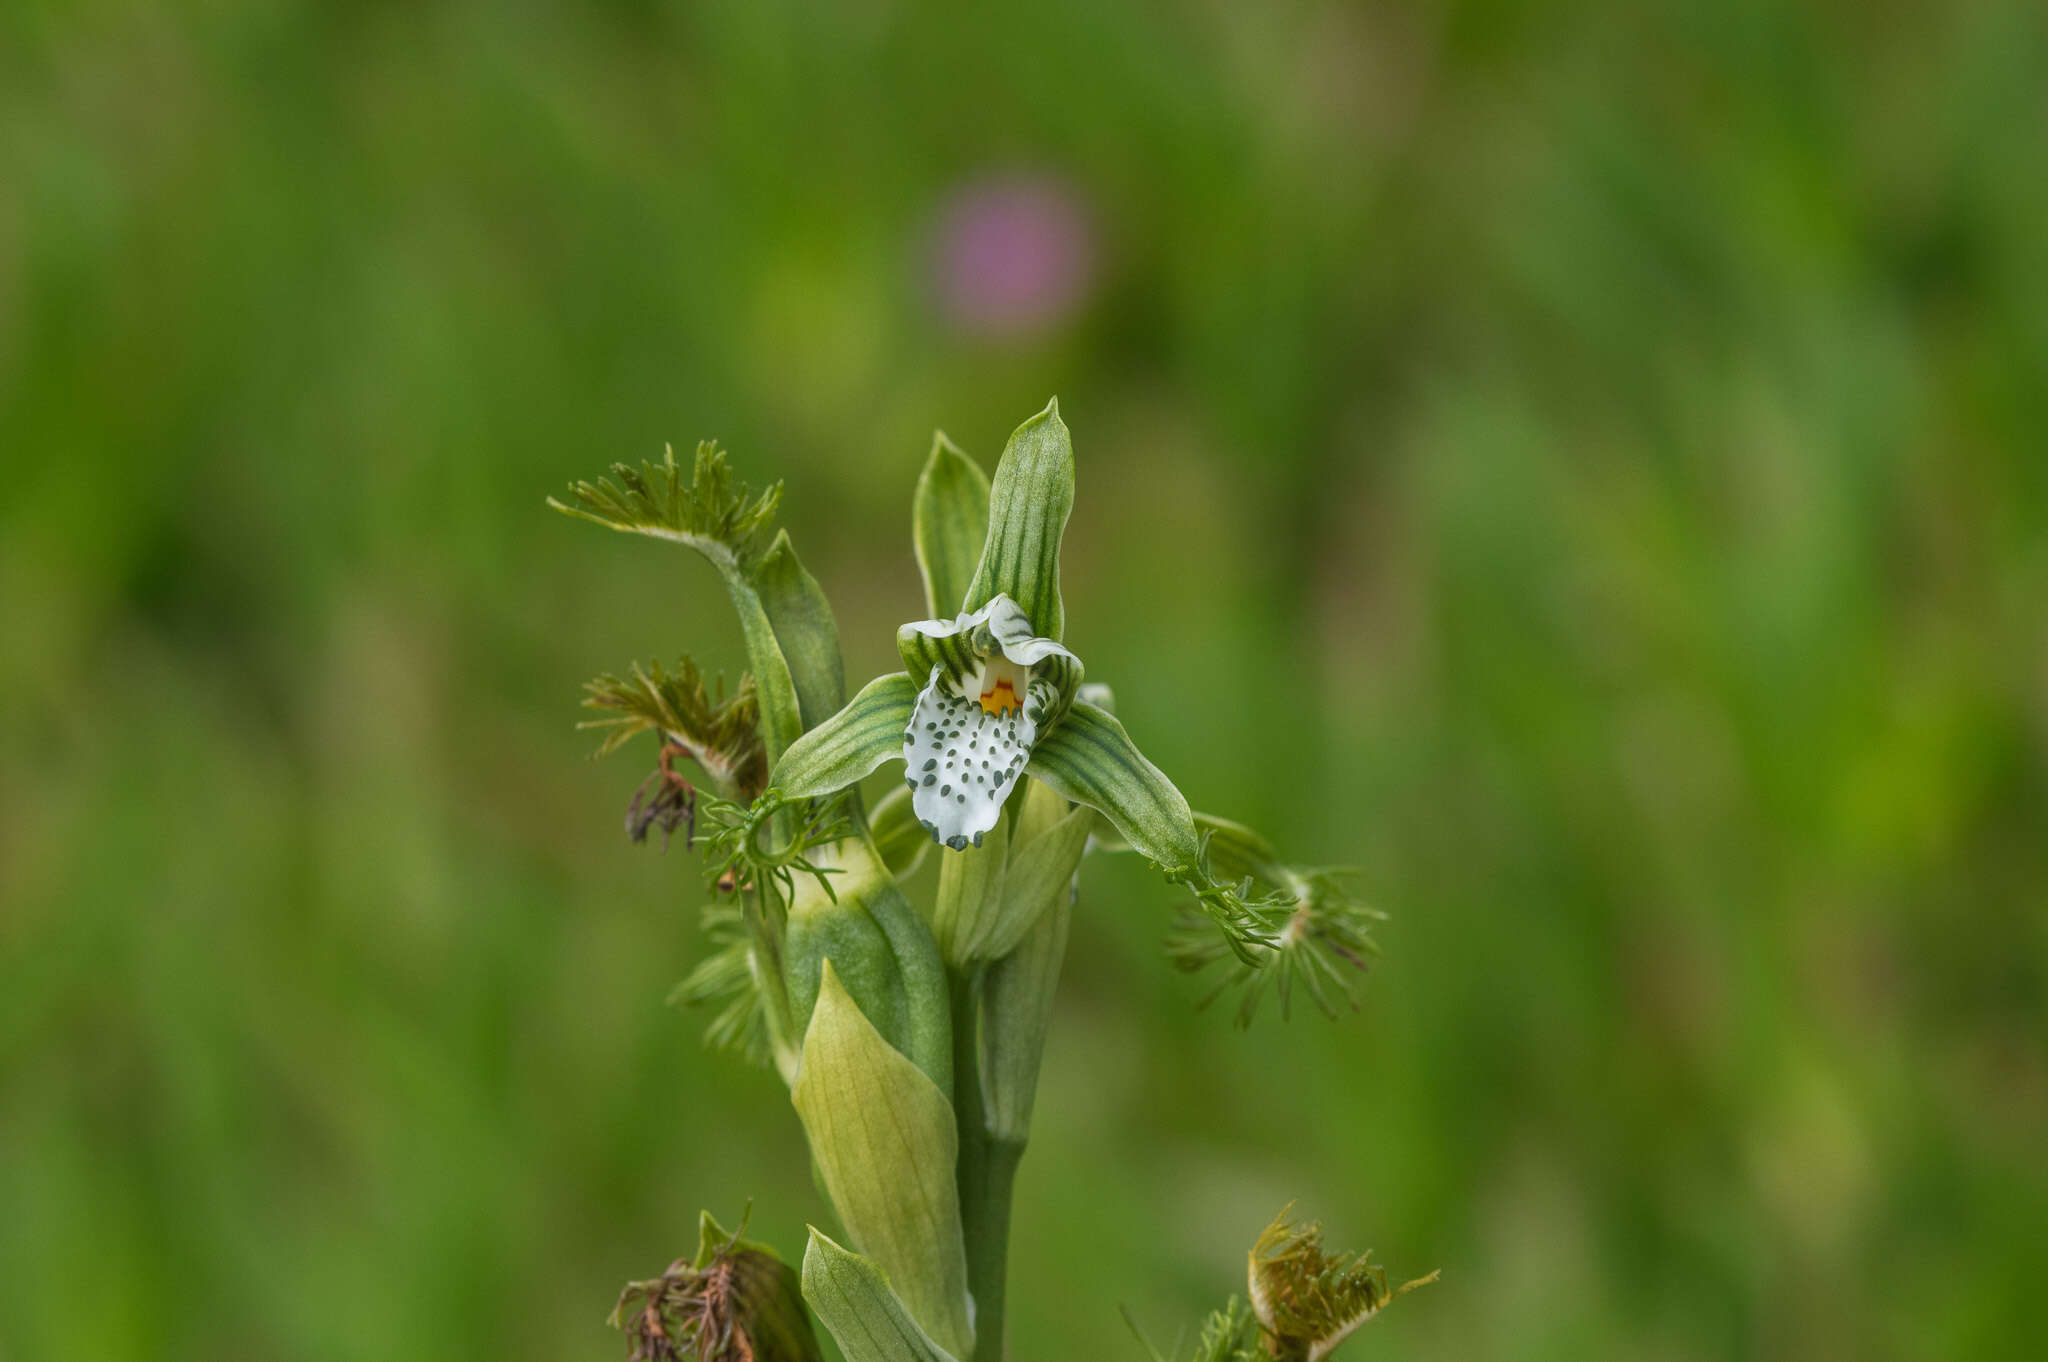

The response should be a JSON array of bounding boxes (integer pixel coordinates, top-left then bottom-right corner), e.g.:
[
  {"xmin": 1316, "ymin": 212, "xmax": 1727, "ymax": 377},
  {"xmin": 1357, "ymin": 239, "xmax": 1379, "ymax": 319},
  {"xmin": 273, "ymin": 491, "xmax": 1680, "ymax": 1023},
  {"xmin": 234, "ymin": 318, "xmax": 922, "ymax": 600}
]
[
  {"xmin": 900, "ymin": 602, "xmax": 995, "ymax": 642},
  {"xmin": 980, "ymin": 592, "xmax": 1078, "ymax": 669},
  {"xmin": 902, "ymin": 666, "xmax": 1036, "ymax": 850}
]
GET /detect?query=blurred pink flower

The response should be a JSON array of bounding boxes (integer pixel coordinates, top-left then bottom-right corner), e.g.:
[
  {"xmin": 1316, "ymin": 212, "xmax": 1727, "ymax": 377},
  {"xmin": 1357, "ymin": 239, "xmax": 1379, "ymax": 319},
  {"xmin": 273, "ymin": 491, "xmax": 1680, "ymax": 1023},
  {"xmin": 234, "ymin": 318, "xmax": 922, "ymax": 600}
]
[{"xmin": 928, "ymin": 174, "xmax": 1097, "ymax": 338}]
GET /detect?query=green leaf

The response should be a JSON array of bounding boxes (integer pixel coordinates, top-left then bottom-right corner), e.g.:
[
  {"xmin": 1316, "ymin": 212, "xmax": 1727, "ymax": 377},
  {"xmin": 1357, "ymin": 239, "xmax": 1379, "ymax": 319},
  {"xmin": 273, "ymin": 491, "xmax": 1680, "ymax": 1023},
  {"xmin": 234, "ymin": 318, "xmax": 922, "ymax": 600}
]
[
  {"xmin": 754, "ymin": 530, "xmax": 848, "ymax": 733},
  {"xmin": 772, "ymin": 673, "xmax": 917, "ymax": 798},
  {"xmin": 801, "ymin": 1229, "xmax": 961, "ymax": 1362},
  {"xmin": 792, "ymin": 964, "xmax": 975, "ymax": 1359},
  {"xmin": 913, "ymin": 431, "xmax": 992, "ymax": 620},
  {"xmin": 961, "ymin": 399, "xmax": 1074, "ymax": 642},
  {"xmin": 1024, "ymin": 701, "xmax": 1200, "ymax": 872}
]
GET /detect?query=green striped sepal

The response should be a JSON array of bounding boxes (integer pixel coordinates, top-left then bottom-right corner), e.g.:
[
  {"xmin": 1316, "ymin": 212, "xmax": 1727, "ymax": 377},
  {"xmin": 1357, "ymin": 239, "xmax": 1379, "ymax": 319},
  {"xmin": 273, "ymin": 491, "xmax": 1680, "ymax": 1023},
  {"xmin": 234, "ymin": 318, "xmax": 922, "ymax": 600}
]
[
  {"xmin": 1025, "ymin": 701, "xmax": 1282, "ymax": 960},
  {"xmin": 771, "ymin": 673, "xmax": 919, "ymax": 799},
  {"xmin": 960, "ymin": 399, "xmax": 1073, "ymax": 642}
]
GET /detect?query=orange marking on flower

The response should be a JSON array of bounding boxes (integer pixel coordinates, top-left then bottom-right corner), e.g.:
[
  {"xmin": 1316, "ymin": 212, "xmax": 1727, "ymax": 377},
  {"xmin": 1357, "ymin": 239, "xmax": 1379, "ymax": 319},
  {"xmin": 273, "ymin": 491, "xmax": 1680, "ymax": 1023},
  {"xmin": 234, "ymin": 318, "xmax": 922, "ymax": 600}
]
[{"xmin": 979, "ymin": 678, "xmax": 1020, "ymax": 715}]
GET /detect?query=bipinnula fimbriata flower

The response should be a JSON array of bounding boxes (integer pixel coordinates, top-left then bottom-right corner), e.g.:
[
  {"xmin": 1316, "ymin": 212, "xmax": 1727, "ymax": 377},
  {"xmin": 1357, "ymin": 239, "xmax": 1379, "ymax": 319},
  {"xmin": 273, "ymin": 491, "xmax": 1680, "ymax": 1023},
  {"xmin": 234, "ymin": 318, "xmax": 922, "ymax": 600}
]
[
  {"xmin": 769, "ymin": 400, "xmax": 1282, "ymax": 959},
  {"xmin": 896, "ymin": 593, "xmax": 1081, "ymax": 848}
]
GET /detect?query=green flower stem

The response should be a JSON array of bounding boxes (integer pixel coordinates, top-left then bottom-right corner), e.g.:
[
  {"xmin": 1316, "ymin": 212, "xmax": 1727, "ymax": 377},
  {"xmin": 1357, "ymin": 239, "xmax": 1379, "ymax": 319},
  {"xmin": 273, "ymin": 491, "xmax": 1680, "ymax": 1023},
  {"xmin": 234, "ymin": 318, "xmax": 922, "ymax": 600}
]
[
  {"xmin": 949, "ymin": 969, "xmax": 1024, "ymax": 1362},
  {"xmin": 747, "ymin": 875, "xmax": 803, "ymax": 1086}
]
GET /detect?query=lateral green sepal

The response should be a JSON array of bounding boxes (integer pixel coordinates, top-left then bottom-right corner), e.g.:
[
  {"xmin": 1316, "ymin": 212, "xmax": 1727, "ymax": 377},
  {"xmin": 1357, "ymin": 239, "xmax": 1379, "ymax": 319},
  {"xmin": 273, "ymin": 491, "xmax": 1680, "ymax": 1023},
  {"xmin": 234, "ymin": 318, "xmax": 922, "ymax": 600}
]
[
  {"xmin": 773, "ymin": 673, "xmax": 918, "ymax": 797},
  {"xmin": 913, "ymin": 432, "xmax": 992, "ymax": 620},
  {"xmin": 1023, "ymin": 700, "xmax": 1200, "ymax": 870},
  {"xmin": 801, "ymin": 1229, "xmax": 962, "ymax": 1362},
  {"xmin": 960, "ymin": 399, "xmax": 1073, "ymax": 641},
  {"xmin": 1027, "ymin": 703, "xmax": 1282, "ymax": 961}
]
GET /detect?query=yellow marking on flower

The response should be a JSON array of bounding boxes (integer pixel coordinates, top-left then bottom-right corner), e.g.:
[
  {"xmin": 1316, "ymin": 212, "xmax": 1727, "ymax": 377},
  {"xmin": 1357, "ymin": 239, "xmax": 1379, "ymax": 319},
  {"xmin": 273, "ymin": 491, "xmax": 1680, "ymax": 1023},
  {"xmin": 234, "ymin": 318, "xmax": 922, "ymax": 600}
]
[
  {"xmin": 979, "ymin": 678, "xmax": 1020, "ymax": 715},
  {"xmin": 977, "ymin": 657, "xmax": 1027, "ymax": 715}
]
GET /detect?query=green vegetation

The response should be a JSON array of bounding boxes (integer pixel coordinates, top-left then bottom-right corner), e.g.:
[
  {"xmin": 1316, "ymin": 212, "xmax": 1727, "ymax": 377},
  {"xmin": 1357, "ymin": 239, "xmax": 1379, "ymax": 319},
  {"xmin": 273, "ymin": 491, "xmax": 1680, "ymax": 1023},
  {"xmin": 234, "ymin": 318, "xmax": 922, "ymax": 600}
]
[{"xmin": 3, "ymin": 2, "xmax": 2044, "ymax": 1359}]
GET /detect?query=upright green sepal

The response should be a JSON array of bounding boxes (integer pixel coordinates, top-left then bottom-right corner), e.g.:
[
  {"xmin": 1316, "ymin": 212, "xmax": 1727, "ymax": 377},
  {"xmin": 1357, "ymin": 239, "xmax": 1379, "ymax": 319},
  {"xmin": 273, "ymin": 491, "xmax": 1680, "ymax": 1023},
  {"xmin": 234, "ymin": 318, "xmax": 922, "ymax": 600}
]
[
  {"xmin": 914, "ymin": 432, "xmax": 992, "ymax": 620},
  {"xmin": 792, "ymin": 964, "xmax": 975, "ymax": 1359},
  {"xmin": 801, "ymin": 1229, "xmax": 962, "ymax": 1362},
  {"xmin": 961, "ymin": 399, "xmax": 1073, "ymax": 642}
]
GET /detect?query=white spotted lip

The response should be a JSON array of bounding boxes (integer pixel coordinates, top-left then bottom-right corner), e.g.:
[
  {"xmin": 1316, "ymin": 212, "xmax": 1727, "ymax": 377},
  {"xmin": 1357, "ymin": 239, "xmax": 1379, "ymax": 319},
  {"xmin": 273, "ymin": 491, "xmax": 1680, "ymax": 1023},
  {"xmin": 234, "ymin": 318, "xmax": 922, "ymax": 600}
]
[{"xmin": 902, "ymin": 666, "xmax": 1038, "ymax": 849}]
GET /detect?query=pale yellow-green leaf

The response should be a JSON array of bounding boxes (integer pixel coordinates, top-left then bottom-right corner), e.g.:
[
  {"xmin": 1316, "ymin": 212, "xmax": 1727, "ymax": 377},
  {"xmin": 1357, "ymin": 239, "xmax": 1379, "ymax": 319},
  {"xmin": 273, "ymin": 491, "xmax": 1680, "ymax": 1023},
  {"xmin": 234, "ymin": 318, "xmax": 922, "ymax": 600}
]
[
  {"xmin": 792, "ymin": 963, "xmax": 974, "ymax": 1359},
  {"xmin": 801, "ymin": 1228, "xmax": 961, "ymax": 1362}
]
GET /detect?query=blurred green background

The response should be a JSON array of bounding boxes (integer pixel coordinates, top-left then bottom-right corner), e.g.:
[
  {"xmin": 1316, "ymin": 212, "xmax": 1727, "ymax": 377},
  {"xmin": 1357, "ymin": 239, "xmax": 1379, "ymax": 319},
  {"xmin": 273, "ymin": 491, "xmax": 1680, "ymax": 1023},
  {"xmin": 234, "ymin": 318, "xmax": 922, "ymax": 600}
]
[{"xmin": 4, "ymin": 1, "xmax": 2045, "ymax": 1358}]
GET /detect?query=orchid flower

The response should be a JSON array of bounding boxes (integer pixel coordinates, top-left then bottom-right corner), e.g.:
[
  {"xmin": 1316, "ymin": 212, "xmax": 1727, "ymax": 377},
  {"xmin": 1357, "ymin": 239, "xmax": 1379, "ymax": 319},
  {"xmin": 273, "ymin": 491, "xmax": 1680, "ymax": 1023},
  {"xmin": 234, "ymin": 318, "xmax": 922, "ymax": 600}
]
[
  {"xmin": 769, "ymin": 399, "xmax": 1276, "ymax": 955},
  {"xmin": 895, "ymin": 593, "xmax": 1080, "ymax": 848}
]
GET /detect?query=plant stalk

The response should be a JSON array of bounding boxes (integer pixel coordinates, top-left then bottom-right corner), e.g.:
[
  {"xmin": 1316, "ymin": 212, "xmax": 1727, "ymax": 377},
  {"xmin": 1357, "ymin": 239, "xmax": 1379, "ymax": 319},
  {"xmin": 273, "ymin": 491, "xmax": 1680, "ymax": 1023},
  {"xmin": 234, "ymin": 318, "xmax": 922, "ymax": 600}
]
[{"xmin": 950, "ymin": 969, "xmax": 1023, "ymax": 1362}]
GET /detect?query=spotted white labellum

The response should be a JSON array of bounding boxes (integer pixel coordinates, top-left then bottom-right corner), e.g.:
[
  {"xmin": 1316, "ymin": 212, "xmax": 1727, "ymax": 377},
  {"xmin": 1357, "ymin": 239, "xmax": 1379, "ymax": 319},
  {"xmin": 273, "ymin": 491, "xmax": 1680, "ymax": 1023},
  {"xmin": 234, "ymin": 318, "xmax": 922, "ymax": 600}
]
[{"xmin": 897, "ymin": 594, "xmax": 1081, "ymax": 850}]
